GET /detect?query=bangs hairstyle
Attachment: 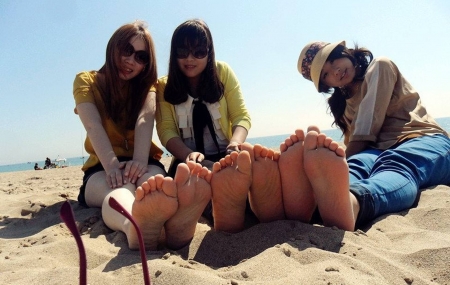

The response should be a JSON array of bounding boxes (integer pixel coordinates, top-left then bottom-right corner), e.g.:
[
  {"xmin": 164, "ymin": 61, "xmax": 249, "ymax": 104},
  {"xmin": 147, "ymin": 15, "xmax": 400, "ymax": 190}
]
[
  {"xmin": 318, "ymin": 44, "xmax": 373, "ymax": 134},
  {"xmin": 98, "ymin": 20, "xmax": 157, "ymax": 129},
  {"xmin": 164, "ymin": 19, "xmax": 224, "ymax": 105}
]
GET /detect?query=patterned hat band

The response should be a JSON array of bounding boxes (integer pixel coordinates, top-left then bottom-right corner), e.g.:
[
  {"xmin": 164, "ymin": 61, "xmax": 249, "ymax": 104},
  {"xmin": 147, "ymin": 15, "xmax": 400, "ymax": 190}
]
[
  {"xmin": 297, "ymin": 40, "xmax": 345, "ymax": 91},
  {"xmin": 301, "ymin": 42, "xmax": 328, "ymax": 81}
]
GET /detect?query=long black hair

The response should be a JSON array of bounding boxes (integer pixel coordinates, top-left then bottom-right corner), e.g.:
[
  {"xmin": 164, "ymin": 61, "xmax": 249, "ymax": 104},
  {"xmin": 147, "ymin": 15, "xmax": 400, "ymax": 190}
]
[
  {"xmin": 318, "ymin": 44, "xmax": 373, "ymax": 134},
  {"xmin": 98, "ymin": 21, "xmax": 157, "ymax": 129},
  {"xmin": 164, "ymin": 19, "xmax": 224, "ymax": 105}
]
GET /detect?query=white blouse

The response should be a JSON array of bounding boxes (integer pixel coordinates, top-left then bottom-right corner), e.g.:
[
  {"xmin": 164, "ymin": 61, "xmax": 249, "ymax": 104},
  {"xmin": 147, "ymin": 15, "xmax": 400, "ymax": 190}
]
[{"xmin": 175, "ymin": 95, "xmax": 228, "ymax": 155}]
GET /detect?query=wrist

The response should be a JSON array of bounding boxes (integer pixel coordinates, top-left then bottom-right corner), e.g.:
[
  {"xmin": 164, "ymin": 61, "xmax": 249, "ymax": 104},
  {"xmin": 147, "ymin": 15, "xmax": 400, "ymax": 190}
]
[
  {"xmin": 226, "ymin": 142, "xmax": 240, "ymax": 154},
  {"xmin": 104, "ymin": 157, "xmax": 120, "ymax": 171},
  {"xmin": 185, "ymin": 152, "xmax": 194, "ymax": 161},
  {"xmin": 227, "ymin": 141, "xmax": 240, "ymax": 148}
]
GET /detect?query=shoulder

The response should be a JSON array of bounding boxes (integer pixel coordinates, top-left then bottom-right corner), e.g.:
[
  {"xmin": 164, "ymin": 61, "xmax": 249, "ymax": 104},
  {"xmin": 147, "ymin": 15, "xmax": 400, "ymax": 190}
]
[
  {"xmin": 156, "ymin": 75, "xmax": 168, "ymax": 91},
  {"xmin": 157, "ymin": 75, "xmax": 169, "ymax": 85},
  {"xmin": 366, "ymin": 57, "xmax": 399, "ymax": 76},
  {"xmin": 74, "ymin": 70, "xmax": 98, "ymax": 85},
  {"xmin": 155, "ymin": 75, "xmax": 169, "ymax": 100},
  {"xmin": 368, "ymin": 57, "xmax": 397, "ymax": 70},
  {"xmin": 215, "ymin": 60, "xmax": 232, "ymax": 74},
  {"xmin": 215, "ymin": 61, "xmax": 239, "ymax": 83}
]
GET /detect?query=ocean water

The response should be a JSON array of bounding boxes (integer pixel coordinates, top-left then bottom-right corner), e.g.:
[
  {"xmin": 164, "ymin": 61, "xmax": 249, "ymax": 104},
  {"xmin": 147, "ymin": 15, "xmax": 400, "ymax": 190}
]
[{"xmin": 2, "ymin": 117, "xmax": 449, "ymax": 173}]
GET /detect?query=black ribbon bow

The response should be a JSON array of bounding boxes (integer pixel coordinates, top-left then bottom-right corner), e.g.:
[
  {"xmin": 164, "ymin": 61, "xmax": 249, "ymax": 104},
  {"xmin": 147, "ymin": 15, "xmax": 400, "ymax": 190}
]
[{"xmin": 192, "ymin": 100, "xmax": 220, "ymax": 155}]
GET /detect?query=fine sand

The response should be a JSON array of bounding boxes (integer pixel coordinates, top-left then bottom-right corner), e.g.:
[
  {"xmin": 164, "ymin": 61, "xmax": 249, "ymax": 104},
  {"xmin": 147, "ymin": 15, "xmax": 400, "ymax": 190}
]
[{"xmin": 1, "ymin": 158, "xmax": 450, "ymax": 285}]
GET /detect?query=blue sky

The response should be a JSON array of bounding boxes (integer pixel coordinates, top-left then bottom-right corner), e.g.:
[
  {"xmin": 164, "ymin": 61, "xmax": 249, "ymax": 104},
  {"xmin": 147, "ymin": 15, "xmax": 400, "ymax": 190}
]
[{"xmin": 1, "ymin": 0, "xmax": 449, "ymax": 165}]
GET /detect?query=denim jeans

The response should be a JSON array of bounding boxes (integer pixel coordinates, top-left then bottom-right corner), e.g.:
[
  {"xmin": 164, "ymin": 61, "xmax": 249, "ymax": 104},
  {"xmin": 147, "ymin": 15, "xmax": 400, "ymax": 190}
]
[{"xmin": 348, "ymin": 134, "xmax": 450, "ymax": 228}]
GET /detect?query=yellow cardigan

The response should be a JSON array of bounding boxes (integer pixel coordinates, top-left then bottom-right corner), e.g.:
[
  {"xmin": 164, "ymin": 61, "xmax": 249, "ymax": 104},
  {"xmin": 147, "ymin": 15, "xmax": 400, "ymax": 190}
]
[{"xmin": 155, "ymin": 61, "xmax": 251, "ymax": 147}]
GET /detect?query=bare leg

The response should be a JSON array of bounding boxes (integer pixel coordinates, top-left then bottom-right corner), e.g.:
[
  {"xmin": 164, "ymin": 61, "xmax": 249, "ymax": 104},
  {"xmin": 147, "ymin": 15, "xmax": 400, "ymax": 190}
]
[
  {"xmin": 130, "ymin": 174, "xmax": 178, "ymax": 250},
  {"xmin": 211, "ymin": 151, "xmax": 252, "ymax": 233},
  {"xmin": 84, "ymin": 173, "xmax": 152, "ymax": 250},
  {"xmin": 85, "ymin": 164, "xmax": 172, "ymax": 250},
  {"xmin": 241, "ymin": 143, "xmax": 285, "ymax": 222},
  {"xmin": 303, "ymin": 131, "xmax": 357, "ymax": 231},
  {"xmin": 165, "ymin": 161, "xmax": 212, "ymax": 249},
  {"xmin": 278, "ymin": 127, "xmax": 320, "ymax": 222}
]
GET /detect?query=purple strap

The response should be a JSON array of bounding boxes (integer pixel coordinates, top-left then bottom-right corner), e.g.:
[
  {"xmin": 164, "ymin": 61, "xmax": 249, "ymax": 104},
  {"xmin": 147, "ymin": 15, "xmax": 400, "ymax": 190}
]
[
  {"xmin": 108, "ymin": 196, "xmax": 151, "ymax": 285},
  {"xmin": 60, "ymin": 201, "xmax": 87, "ymax": 285}
]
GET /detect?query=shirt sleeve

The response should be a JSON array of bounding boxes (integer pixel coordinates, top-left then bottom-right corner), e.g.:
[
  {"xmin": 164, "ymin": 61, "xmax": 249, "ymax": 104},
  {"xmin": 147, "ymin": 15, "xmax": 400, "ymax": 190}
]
[
  {"xmin": 218, "ymin": 61, "xmax": 251, "ymax": 131},
  {"xmin": 350, "ymin": 57, "xmax": 397, "ymax": 142},
  {"xmin": 73, "ymin": 71, "xmax": 96, "ymax": 114},
  {"xmin": 155, "ymin": 77, "xmax": 180, "ymax": 147}
]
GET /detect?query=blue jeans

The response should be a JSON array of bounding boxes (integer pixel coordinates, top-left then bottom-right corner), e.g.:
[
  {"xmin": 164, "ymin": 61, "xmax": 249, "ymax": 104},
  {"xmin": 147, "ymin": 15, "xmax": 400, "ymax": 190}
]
[{"xmin": 348, "ymin": 134, "xmax": 450, "ymax": 228}]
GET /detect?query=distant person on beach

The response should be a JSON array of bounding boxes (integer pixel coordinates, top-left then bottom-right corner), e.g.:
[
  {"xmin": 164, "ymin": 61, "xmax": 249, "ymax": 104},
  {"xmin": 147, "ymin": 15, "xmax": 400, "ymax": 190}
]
[
  {"xmin": 281, "ymin": 40, "xmax": 450, "ymax": 230},
  {"xmin": 45, "ymin": 157, "xmax": 51, "ymax": 168},
  {"xmin": 34, "ymin": 163, "xmax": 42, "ymax": 170},
  {"xmin": 156, "ymin": 19, "xmax": 268, "ymax": 232},
  {"xmin": 73, "ymin": 21, "xmax": 212, "ymax": 251}
]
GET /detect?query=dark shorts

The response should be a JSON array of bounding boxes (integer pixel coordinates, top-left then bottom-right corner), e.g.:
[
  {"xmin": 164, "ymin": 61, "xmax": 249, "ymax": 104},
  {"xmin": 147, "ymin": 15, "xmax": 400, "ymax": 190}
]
[{"xmin": 77, "ymin": 157, "xmax": 166, "ymax": 207}]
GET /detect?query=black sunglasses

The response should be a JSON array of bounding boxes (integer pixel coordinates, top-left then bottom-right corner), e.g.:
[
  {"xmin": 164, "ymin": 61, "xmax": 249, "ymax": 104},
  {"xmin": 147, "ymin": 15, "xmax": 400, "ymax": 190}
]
[
  {"xmin": 176, "ymin": 46, "xmax": 209, "ymax": 59},
  {"xmin": 121, "ymin": 43, "xmax": 149, "ymax": 65}
]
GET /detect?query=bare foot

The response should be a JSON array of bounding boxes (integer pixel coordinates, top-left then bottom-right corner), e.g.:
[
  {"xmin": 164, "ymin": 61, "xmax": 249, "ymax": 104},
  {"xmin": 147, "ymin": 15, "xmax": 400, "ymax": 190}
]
[
  {"xmin": 303, "ymin": 131, "xmax": 355, "ymax": 231},
  {"xmin": 279, "ymin": 128, "xmax": 320, "ymax": 222},
  {"xmin": 211, "ymin": 151, "xmax": 252, "ymax": 233},
  {"xmin": 165, "ymin": 161, "xmax": 212, "ymax": 249},
  {"xmin": 241, "ymin": 143, "xmax": 285, "ymax": 222},
  {"xmin": 130, "ymin": 174, "xmax": 178, "ymax": 250}
]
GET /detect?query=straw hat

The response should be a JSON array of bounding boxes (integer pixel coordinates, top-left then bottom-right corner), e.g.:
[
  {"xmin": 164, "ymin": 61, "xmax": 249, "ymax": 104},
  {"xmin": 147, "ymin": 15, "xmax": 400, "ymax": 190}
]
[{"xmin": 297, "ymin": 41, "xmax": 345, "ymax": 91}]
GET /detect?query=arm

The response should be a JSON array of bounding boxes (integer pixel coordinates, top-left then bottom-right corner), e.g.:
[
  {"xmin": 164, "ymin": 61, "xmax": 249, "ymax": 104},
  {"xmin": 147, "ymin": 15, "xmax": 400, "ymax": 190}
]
[
  {"xmin": 155, "ymin": 79, "xmax": 200, "ymax": 162},
  {"xmin": 76, "ymin": 102, "xmax": 124, "ymax": 188},
  {"xmin": 227, "ymin": 125, "xmax": 248, "ymax": 153},
  {"xmin": 165, "ymin": 136, "xmax": 198, "ymax": 162},
  {"xmin": 348, "ymin": 58, "xmax": 397, "ymax": 155},
  {"xmin": 345, "ymin": 141, "xmax": 370, "ymax": 158},
  {"xmin": 124, "ymin": 91, "xmax": 156, "ymax": 183},
  {"xmin": 219, "ymin": 62, "xmax": 251, "ymax": 152}
]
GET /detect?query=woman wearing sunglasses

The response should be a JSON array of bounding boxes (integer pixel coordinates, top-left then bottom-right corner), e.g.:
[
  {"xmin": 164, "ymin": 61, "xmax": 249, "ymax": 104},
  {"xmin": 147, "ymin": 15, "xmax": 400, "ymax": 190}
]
[
  {"xmin": 156, "ymin": 19, "xmax": 255, "ymax": 232},
  {"xmin": 73, "ymin": 21, "xmax": 212, "ymax": 251}
]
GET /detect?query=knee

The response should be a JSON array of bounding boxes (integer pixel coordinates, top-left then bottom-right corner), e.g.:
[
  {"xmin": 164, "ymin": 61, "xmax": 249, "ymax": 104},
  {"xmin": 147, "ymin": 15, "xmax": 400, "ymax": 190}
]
[{"xmin": 136, "ymin": 166, "xmax": 167, "ymax": 186}]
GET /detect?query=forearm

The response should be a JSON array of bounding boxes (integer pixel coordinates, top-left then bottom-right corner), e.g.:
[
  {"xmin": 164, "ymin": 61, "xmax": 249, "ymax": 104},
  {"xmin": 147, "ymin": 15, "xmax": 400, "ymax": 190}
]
[
  {"xmin": 133, "ymin": 92, "xmax": 156, "ymax": 163},
  {"xmin": 227, "ymin": 126, "xmax": 248, "ymax": 152},
  {"xmin": 88, "ymin": 127, "xmax": 120, "ymax": 171},
  {"xmin": 166, "ymin": 137, "xmax": 194, "ymax": 161},
  {"xmin": 229, "ymin": 126, "xmax": 248, "ymax": 144},
  {"xmin": 133, "ymin": 110, "xmax": 154, "ymax": 162},
  {"xmin": 345, "ymin": 141, "xmax": 370, "ymax": 158},
  {"xmin": 133, "ymin": 120, "xmax": 153, "ymax": 163},
  {"xmin": 76, "ymin": 103, "xmax": 120, "ymax": 172}
]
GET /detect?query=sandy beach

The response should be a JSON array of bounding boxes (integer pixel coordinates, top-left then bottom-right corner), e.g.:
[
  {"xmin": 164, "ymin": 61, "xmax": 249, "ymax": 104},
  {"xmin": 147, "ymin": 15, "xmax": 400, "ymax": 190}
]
[{"xmin": 1, "ymin": 158, "xmax": 450, "ymax": 285}]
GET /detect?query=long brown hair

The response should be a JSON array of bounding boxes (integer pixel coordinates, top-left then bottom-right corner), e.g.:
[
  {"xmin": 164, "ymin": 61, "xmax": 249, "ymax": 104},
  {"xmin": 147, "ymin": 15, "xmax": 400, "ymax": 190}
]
[
  {"xmin": 164, "ymin": 19, "xmax": 224, "ymax": 105},
  {"xmin": 98, "ymin": 21, "xmax": 157, "ymax": 129},
  {"xmin": 318, "ymin": 44, "xmax": 373, "ymax": 134}
]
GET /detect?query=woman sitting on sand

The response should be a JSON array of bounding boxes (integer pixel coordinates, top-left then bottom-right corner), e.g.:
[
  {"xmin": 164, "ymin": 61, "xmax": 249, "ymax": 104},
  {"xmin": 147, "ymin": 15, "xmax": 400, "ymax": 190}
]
[
  {"xmin": 156, "ymin": 19, "xmax": 266, "ymax": 231},
  {"xmin": 277, "ymin": 41, "xmax": 450, "ymax": 231},
  {"xmin": 156, "ymin": 19, "xmax": 251, "ymax": 176},
  {"xmin": 73, "ymin": 21, "xmax": 212, "ymax": 250},
  {"xmin": 155, "ymin": 19, "xmax": 292, "ymax": 233}
]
